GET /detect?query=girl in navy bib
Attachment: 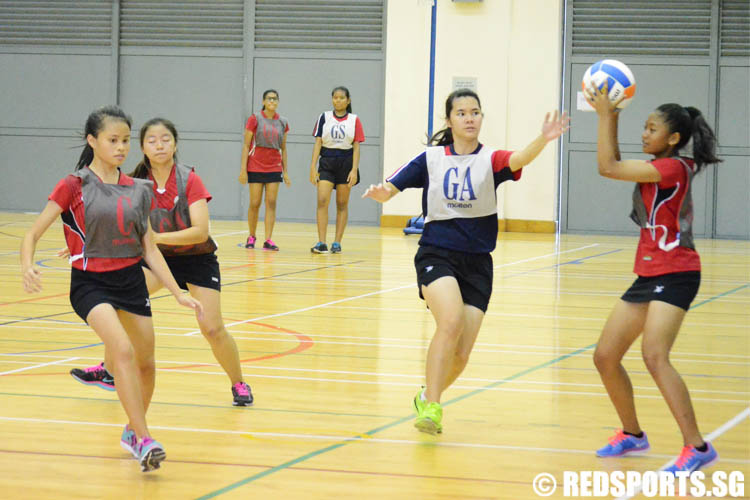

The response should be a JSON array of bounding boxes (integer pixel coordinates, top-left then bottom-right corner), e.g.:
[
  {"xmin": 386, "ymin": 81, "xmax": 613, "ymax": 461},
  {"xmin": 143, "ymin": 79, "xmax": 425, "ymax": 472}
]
[{"xmin": 363, "ymin": 90, "xmax": 568, "ymax": 434}]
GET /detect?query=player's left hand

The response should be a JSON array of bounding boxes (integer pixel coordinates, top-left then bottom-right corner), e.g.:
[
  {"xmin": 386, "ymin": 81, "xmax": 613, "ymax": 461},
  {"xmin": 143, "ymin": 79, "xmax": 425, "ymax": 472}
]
[{"xmin": 541, "ymin": 110, "xmax": 570, "ymax": 141}]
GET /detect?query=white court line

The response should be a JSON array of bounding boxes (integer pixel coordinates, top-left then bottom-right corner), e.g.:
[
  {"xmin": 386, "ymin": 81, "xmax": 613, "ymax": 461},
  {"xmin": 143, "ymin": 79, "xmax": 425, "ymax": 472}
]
[
  {"xmin": 615, "ymin": 406, "xmax": 750, "ymax": 500},
  {"xmin": 183, "ymin": 244, "xmax": 605, "ymax": 336},
  {"xmin": 1, "ymin": 415, "xmax": 748, "ymax": 463},
  {"xmin": 0, "ymin": 356, "xmax": 78, "ymax": 376}
]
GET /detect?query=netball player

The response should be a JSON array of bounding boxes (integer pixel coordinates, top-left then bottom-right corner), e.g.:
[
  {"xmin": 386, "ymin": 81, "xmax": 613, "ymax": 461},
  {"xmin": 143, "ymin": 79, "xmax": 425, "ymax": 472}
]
[
  {"xmin": 309, "ymin": 86, "xmax": 365, "ymax": 253},
  {"xmin": 585, "ymin": 83, "xmax": 722, "ymax": 473},
  {"xmin": 21, "ymin": 106, "xmax": 203, "ymax": 471},
  {"xmin": 239, "ymin": 89, "xmax": 290, "ymax": 250},
  {"xmin": 70, "ymin": 117, "xmax": 253, "ymax": 407},
  {"xmin": 363, "ymin": 89, "xmax": 568, "ymax": 434}
]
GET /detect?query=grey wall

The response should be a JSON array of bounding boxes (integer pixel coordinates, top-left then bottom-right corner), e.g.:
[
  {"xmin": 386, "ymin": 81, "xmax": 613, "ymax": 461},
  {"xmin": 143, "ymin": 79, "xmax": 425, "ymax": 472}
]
[
  {"xmin": 561, "ymin": 0, "xmax": 750, "ymax": 240},
  {"xmin": 0, "ymin": 0, "xmax": 386, "ymax": 227}
]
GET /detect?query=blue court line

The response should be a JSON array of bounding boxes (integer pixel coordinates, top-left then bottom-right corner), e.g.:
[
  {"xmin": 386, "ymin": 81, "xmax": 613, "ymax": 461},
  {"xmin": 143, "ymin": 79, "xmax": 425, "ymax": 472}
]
[
  {"xmin": 3, "ymin": 342, "xmax": 103, "ymax": 355},
  {"xmin": 195, "ymin": 278, "xmax": 749, "ymax": 499}
]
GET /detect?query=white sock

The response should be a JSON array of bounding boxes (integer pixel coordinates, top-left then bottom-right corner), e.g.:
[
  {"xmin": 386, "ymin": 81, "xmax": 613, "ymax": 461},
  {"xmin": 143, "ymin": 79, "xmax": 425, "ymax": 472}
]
[{"xmin": 420, "ymin": 389, "xmax": 427, "ymax": 402}]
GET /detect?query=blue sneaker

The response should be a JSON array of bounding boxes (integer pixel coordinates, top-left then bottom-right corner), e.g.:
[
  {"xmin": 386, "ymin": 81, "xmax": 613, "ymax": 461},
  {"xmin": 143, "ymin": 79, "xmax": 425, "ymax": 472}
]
[
  {"xmin": 120, "ymin": 424, "xmax": 138, "ymax": 458},
  {"xmin": 664, "ymin": 443, "xmax": 718, "ymax": 474},
  {"xmin": 137, "ymin": 437, "xmax": 166, "ymax": 472},
  {"xmin": 311, "ymin": 242, "xmax": 329, "ymax": 254},
  {"xmin": 330, "ymin": 242, "xmax": 342, "ymax": 253},
  {"xmin": 596, "ymin": 429, "xmax": 650, "ymax": 457}
]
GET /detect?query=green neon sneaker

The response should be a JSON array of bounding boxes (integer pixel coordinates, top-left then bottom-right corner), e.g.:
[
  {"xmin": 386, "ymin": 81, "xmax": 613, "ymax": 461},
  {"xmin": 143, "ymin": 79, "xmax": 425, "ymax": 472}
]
[
  {"xmin": 415, "ymin": 401, "xmax": 443, "ymax": 435},
  {"xmin": 413, "ymin": 387, "xmax": 426, "ymax": 415}
]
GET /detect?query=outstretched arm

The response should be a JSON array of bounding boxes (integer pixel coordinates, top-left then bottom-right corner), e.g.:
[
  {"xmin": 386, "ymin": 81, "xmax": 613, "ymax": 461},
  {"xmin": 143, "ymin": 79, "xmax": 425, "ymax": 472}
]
[
  {"xmin": 362, "ymin": 182, "xmax": 400, "ymax": 203},
  {"xmin": 585, "ymin": 83, "xmax": 660, "ymax": 183},
  {"xmin": 20, "ymin": 201, "xmax": 63, "ymax": 293},
  {"xmin": 508, "ymin": 111, "xmax": 570, "ymax": 171}
]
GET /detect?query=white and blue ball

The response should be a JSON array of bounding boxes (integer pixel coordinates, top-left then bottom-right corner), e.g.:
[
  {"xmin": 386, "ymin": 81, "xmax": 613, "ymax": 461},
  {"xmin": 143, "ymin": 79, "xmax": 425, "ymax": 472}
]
[{"xmin": 582, "ymin": 59, "xmax": 636, "ymax": 109}]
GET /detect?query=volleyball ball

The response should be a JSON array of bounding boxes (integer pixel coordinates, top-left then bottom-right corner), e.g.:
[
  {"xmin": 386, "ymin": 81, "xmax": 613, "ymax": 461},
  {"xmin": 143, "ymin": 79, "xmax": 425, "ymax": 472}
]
[{"xmin": 582, "ymin": 59, "xmax": 636, "ymax": 109}]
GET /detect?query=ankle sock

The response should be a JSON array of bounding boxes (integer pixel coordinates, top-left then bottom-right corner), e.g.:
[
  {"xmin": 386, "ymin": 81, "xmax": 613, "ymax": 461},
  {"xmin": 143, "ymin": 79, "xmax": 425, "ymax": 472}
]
[
  {"xmin": 623, "ymin": 430, "xmax": 644, "ymax": 438},
  {"xmin": 695, "ymin": 443, "xmax": 708, "ymax": 452}
]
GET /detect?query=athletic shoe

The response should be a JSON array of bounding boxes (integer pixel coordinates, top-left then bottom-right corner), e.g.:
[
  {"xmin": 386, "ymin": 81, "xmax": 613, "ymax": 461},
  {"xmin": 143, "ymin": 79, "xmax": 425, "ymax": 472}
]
[
  {"xmin": 330, "ymin": 242, "xmax": 342, "ymax": 253},
  {"xmin": 311, "ymin": 242, "xmax": 329, "ymax": 254},
  {"xmin": 70, "ymin": 362, "xmax": 115, "ymax": 391},
  {"xmin": 664, "ymin": 443, "xmax": 718, "ymax": 474},
  {"xmin": 137, "ymin": 437, "xmax": 166, "ymax": 472},
  {"xmin": 263, "ymin": 239, "xmax": 279, "ymax": 251},
  {"xmin": 232, "ymin": 381, "xmax": 254, "ymax": 406},
  {"xmin": 245, "ymin": 235, "xmax": 256, "ymax": 249},
  {"xmin": 120, "ymin": 424, "xmax": 138, "ymax": 458},
  {"xmin": 596, "ymin": 429, "xmax": 650, "ymax": 457},
  {"xmin": 413, "ymin": 387, "xmax": 426, "ymax": 415},
  {"xmin": 415, "ymin": 401, "xmax": 443, "ymax": 435}
]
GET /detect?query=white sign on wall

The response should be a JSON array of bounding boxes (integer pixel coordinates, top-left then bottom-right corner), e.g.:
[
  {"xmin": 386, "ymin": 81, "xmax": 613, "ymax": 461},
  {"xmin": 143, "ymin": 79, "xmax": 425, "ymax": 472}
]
[{"xmin": 452, "ymin": 76, "xmax": 478, "ymax": 92}]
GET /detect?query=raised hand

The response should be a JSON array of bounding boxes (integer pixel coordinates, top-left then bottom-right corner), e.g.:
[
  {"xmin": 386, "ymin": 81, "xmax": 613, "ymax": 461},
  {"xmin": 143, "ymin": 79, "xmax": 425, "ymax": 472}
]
[
  {"xmin": 541, "ymin": 110, "xmax": 570, "ymax": 141},
  {"xmin": 584, "ymin": 81, "xmax": 622, "ymax": 117}
]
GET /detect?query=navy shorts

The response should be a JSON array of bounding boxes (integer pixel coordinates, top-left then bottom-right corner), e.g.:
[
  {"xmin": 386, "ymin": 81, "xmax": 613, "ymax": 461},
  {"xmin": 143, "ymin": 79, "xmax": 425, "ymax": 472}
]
[
  {"xmin": 142, "ymin": 253, "xmax": 221, "ymax": 292},
  {"xmin": 318, "ymin": 156, "xmax": 359, "ymax": 188},
  {"xmin": 70, "ymin": 261, "xmax": 151, "ymax": 322},
  {"xmin": 621, "ymin": 271, "xmax": 700, "ymax": 311},
  {"xmin": 414, "ymin": 245, "xmax": 493, "ymax": 312},
  {"xmin": 247, "ymin": 171, "xmax": 283, "ymax": 184}
]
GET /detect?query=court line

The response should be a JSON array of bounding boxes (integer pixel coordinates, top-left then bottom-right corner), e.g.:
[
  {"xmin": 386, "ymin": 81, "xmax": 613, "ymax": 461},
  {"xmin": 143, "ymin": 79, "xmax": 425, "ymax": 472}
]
[
  {"xmin": 2, "ymin": 416, "xmax": 747, "ymax": 465},
  {"xmin": 0, "ymin": 356, "xmax": 78, "ymax": 376},
  {"xmin": 184, "ymin": 243, "xmax": 612, "ymax": 336},
  {"xmin": 195, "ymin": 281, "xmax": 750, "ymax": 499},
  {"xmin": 615, "ymin": 406, "xmax": 750, "ymax": 500}
]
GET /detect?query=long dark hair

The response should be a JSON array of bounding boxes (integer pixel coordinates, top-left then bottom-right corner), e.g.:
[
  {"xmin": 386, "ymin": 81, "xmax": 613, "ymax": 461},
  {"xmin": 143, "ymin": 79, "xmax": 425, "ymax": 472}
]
[
  {"xmin": 428, "ymin": 89, "xmax": 482, "ymax": 146},
  {"xmin": 75, "ymin": 106, "xmax": 132, "ymax": 170},
  {"xmin": 332, "ymin": 86, "xmax": 352, "ymax": 114},
  {"xmin": 656, "ymin": 103, "xmax": 722, "ymax": 173},
  {"xmin": 130, "ymin": 117, "xmax": 179, "ymax": 179},
  {"xmin": 261, "ymin": 89, "xmax": 279, "ymax": 111}
]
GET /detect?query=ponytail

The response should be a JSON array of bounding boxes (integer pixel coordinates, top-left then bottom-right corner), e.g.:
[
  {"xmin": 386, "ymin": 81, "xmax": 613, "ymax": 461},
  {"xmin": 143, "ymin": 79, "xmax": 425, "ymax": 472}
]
[
  {"xmin": 656, "ymin": 103, "xmax": 722, "ymax": 173},
  {"xmin": 75, "ymin": 145, "xmax": 94, "ymax": 171},
  {"xmin": 684, "ymin": 106, "xmax": 722, "ymax": 172}
]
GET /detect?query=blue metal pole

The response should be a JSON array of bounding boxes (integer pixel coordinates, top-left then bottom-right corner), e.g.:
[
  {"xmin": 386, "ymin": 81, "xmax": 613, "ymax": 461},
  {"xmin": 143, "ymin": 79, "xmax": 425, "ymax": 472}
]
[{"xmin": 427, "ymin": 0, "xmax": 437, "ymax": 138}]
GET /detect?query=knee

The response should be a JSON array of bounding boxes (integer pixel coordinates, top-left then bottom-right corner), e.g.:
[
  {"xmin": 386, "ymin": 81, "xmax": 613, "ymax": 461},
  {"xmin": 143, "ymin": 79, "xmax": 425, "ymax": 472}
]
[
  {"xmin": 266, "ymin": 197, "xmax": 277, "ymax": 210},
  {"xmin": 110, "ymin": 342, "xmax": 135, "ymax": 367},
  {"xmin": 201, "ymin": 323, "xmax": 226, "ymax": 343},
  {"xmin": 336, "ymin": 201, "xmax": 348, "ymax": 213},
  {"xmin": 454, "ymin": 349, "xmax": 471, "ymax": 370},
  {"xmin": 436, "ymin": 316, "xmax": 464, "ymax": 340},
  {"xmin": 642, "ymin": 346, "xmax": 670, "ymax": 374},
  {"xmin": 593, "ymin": 346, "xmax": 619, "ymax": 372},
  {"xmin": 316, "ymin": 197, "xmax": 329, "ymax": 210}
]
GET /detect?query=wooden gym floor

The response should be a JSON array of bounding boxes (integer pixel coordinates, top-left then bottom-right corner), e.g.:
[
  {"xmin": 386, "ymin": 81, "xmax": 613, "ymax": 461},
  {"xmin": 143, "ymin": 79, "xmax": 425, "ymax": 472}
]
[{"xmin": 0, "ymin": 212, "xmax": 747, "ymax": 499}]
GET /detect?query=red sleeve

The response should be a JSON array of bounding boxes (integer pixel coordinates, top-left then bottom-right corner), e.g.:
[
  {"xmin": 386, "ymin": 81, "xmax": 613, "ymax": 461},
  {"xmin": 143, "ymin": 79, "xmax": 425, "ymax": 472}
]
[
  {"xmin": 48, "ymin": 176, "xmax": 77, "ymax": 211},
  {"xmin": 491, "ymin": 150, "xmax": 521, "ymax": 180},
  {"xmin": 186, "ymin": 171, "xmax": 212, "ymax": 205},
  {"xmin": 651, "ymin": 158, "xmax": 686, "ymax": 188},
  {"xmin": 245, "ymin": 115, "xmax": 258, "ymax": 133},
  {"xmin": 354, "ymin": 117, "xmax": 365, "ymax": 143}
]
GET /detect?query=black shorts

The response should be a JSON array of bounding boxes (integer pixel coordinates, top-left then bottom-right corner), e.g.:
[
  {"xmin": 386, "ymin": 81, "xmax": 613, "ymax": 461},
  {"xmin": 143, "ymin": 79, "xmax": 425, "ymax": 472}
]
[
  {"xmin": 70, "ymin": 261, "xmax": 151, "ymax": 322},
  {"xmin": 414, "ymin": 245, "xmax": 493, "ymax": 312},
  {"xmin": 318, "ymin": 155, "xmax": 360, "ymax": 188},
  {"xmin": 142, "ymin": 253, "xmax": 221, "ymax": 292},
  {"xmin": 621, "ymin": 271, "xmax": 700, "ymax": 311},
  {"xmin": 247, "ymin": 171, "xmax": 283, "ymax": 184}
]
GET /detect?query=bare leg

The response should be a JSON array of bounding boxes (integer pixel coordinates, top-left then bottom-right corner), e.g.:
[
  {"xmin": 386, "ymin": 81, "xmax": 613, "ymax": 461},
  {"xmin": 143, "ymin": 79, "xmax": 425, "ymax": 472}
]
[
  {"xmin": 86, "ymin": 304, "xmax": 151, "ymax": 440},
  {"xmin": 117, "ymin": 310, "xmax": 156, "ymax": 413},
  {"xmin": 593, "ymin": 300, "xmax": 648, "ymax": 434},
  {"xmin": 187, "ymin": 283, "xmax": 244, "ymax": 384},
  {"xmin": 316, "ymin": 181, "xmax": 334, "ymax": 243},
  {"xmin": 421, "ymin": 277, "xmax": 465, "ymax": 403},
  {"xmin": 440, "ymin": 304, "xmax": 485, "ymax": 392},
  {"xmin": 641, "ymin": 301, "xmax": 704, "ymax": 447},
  {"xmin": 333, "ymin": 184, "xmax": 351, "ymax": 244},
  {"xmin": 263, "ymin": 182, "xmax": 280, "ymax": 241},
  {"xmin": 247, "ymin": 183, "xmax": 263, "ymax": 239}
]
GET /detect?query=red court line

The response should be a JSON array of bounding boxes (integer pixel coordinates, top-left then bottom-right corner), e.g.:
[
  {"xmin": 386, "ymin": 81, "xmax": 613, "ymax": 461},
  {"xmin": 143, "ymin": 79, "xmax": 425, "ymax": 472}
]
[
  {"xmin": 0, "ymin": 448, "xmax": 522, "ymax": 485},
  {"xmin": 0, "ymin": 292, "xmax": 69, "ymax": 307}
]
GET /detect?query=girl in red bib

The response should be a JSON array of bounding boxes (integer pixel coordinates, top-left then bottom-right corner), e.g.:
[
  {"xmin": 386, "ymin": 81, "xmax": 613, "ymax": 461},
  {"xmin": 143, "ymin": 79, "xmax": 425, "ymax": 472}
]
[
  {"xmin": 70, "ymin": 118, "xmax": 253, "ymax": 407},
  {"xmin": 20, "ymin": 106, "xmax": 203, "ymax": 472},
  {"xmin": 239, "ymin": 89, "xmax": 290, "ymax": 251},
  {"xmin": 586, "ymin": 84, "xmax": 722, "ymax": 474}
]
